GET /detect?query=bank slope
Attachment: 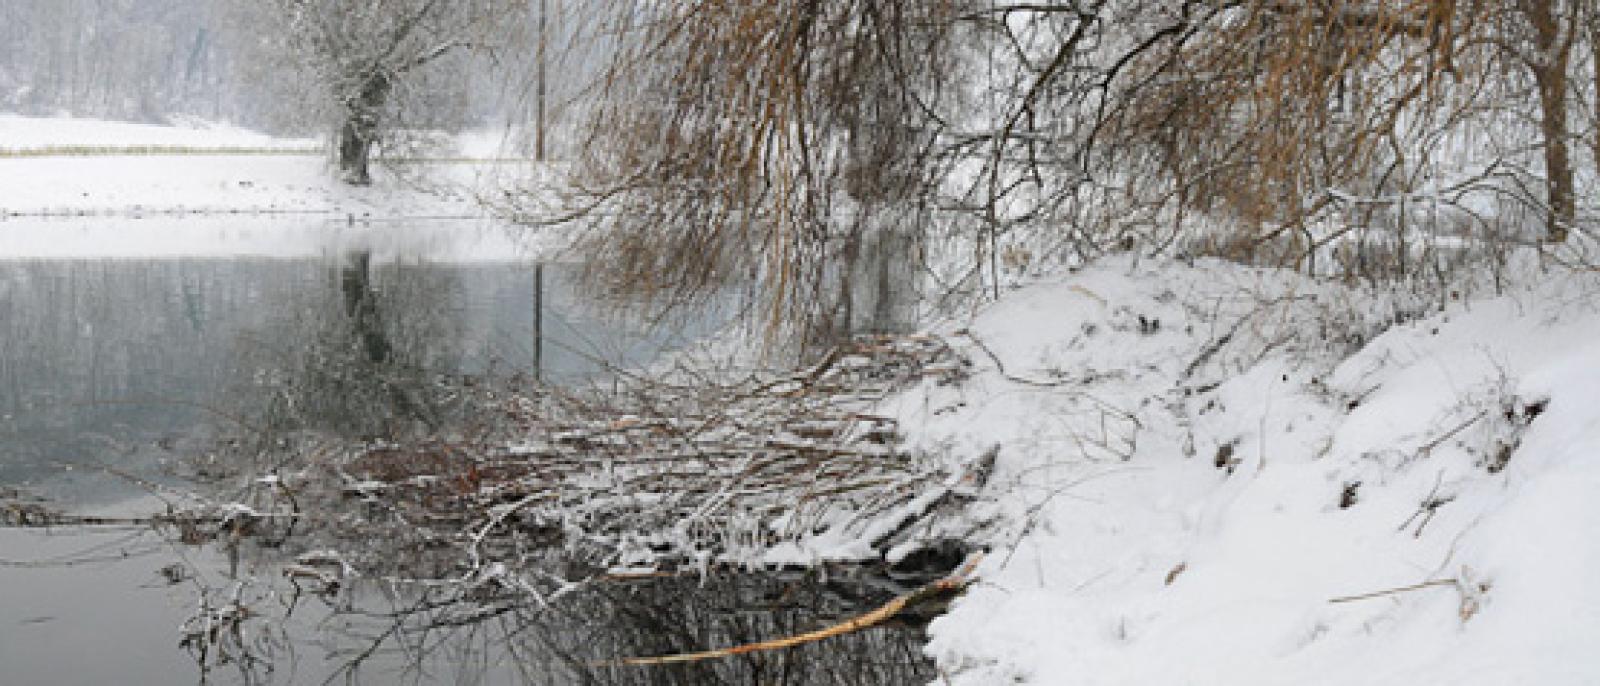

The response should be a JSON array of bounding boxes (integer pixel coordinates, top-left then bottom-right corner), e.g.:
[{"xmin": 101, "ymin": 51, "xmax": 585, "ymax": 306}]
[{"xmin": 900, "ymin": 256, "xmax": 1600, "ymax": 685}]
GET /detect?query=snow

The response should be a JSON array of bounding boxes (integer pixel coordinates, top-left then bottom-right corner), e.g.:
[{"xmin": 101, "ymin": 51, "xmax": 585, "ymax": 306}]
[
  {"xmin": 0, "ymin": 113, "xmax": 316, "ymax": 152},
  {"xmin": 896, "ymin": 257, "xmax": 1600, "ymax": 684},
  {"xmin": 6, "ymin": 114, "xmax": 1598, "ymax": 682},
  {"xmin": 0, "ymin": 114, "xmax": 546, "ymax": 261}
]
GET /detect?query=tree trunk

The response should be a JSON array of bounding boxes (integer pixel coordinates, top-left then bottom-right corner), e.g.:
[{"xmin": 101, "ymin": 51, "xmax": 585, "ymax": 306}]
[
  {"xmin": 336, "ymin": 73, "xmax": 391, "ymax": 185},
  {"xmin": 1524, "ymin": 0, "xmax": 1575, "ymax": 242},
  {"xmin": 1534, "ymin": 65, "xmax": 1574, "ymax": 242},
  {"xmin": 337, "ymin": 116, "xmax": 373, "ymax": 185},
  {"xmin": 1593, "ymin": 19, "xmax": 1600, "ymax": 176}
]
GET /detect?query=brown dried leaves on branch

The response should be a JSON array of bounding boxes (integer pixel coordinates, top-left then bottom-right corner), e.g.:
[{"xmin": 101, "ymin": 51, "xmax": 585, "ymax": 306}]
[
  {"xmin": 564, "ymin": 0, "xmax": 1573, "ymax": 312},
  {"xmin": 573, "ymin": 1, "xmax": 959, "ymax": 347}
]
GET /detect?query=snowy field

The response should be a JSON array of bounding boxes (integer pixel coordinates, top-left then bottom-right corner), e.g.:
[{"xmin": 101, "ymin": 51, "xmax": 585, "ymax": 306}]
[
  {"xmin": 0, "ymin": 115, "xmax": 539, "ymax": 260},
  {"xmin": 0, "ymin": 114, "xmax": 318, "ymax": 153},
  {"xmin": 884, "ymin": 257, "xmax": 1600, "ymax": 685}
]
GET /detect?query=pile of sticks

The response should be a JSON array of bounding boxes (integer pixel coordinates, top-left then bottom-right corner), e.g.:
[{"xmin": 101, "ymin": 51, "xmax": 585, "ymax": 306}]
[{"xmin": 250, "ymin": 334, "xmax": 972, "ymax": 579}]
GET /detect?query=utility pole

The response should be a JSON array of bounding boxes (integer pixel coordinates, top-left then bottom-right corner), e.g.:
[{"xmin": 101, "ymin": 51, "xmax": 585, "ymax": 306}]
[
  {"xmin": 533, "ymin": 0, "xmax": 548, "ymax": 380},
  {"xmin": 535, "ymin": 0, "xmax": 547, "ymax": 162}
]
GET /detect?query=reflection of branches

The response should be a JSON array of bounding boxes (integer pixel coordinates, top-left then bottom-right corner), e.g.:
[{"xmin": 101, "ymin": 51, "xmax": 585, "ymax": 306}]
[
  {"xmin": 605, "ymin": 554, "xmax": 979, "ymax": 668},
  {"xmin": 158, "ymin": 333, "xmax": 983, "ymax": 683},
  {"xmin": 228, "ymin": 252, "xmax": 468, "ymax": 444},
  {"xmin": 181, "ymin": 578, "xmax": 292, "ymax": 686},
  {"xmin": 246, "ymin": 567, "xmax": 943, "ymax": 685}
]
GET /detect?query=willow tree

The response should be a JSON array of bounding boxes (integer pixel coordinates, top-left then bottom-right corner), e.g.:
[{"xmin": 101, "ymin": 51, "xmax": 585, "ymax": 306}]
[
  {"xmin": 572, "ymin": 1, "xmax": 965, "ymax": 354},
  {"xmin": 1096, "ymin": 0, "xmax": 1597, "ymax": 251},
  {"xmin": 568, "ymin": 0, "xmax": 1587, "ymax": 345},
  {"xmin": 239, "ymin": 0, "xmax": 523, "ymax": 184}
]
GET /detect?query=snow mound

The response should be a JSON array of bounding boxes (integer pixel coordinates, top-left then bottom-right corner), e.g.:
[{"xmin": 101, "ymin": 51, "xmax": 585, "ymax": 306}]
[{"xmin": 903, "ymin": 257, "xmax": 1600, "ymax": 685}]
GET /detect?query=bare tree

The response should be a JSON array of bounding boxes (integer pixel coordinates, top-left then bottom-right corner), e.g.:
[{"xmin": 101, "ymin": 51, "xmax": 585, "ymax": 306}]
[
  {"xmin": 0, "ymin": 0, "xmax": 246, "ymax": 123},
  {"xmin": 237, "ymin": 0, "xmax": 524, "ymax": 183}
]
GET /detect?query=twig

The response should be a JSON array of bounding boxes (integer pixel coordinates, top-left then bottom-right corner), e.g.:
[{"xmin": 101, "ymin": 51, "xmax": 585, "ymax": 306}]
[
  {"xmin": 957, "ymin": 329, "xmax": 1140, "ymax": 427},
  {"xmin": 957, "ymin": 329, "xmax": 1073, "ymax": 388},
  {"xmin": 1397, "ymin": 470, "xmax": 1454, "ymax": 538},
  {"xmin": 1417, "ymin": 409, "xmax": 1488, "ymax": 457},
  {"xmin": 1328, "ymin": 578, "xmax": 1457, "ymax": 604}
]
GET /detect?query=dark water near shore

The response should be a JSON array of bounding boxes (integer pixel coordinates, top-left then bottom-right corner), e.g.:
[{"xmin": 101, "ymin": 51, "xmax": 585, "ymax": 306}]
[
  {"xmin": 0, "ymin": 256, "xmax": 712, "ymax": 502},
  {"xmin": 0, "ymin": 251, "xmax": 935, "ymax": 685}
]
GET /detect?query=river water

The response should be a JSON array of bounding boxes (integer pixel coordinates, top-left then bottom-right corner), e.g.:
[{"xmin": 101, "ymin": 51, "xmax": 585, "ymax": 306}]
[
  {"xmin": 0, "ymin": 255, "xmax": 712, "ymax": 503},
  {"xmin": 0, "ymin": 226, "xmax": 935, "ymax": 685}
]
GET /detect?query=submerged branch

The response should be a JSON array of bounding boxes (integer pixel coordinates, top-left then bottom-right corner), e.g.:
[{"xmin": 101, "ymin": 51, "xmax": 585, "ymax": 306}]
[{"xmin": 601, "ymin": 552, "xmax": 984, "ymax": 667}]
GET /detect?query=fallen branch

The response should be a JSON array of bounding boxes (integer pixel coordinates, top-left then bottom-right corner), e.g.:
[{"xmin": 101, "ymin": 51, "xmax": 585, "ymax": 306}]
[{"xmin": 601, "ymin": 552, "xmax": 984, "ymax": 667}]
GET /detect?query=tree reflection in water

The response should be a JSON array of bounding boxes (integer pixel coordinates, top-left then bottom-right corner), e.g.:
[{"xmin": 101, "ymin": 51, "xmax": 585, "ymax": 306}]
[
  {"xmin": 258, "ymin": 570, "xmax": 938, "ymax": 685},
  {"xmin": 175, "ymin": 252, "xmax": 941, "ymax": 685},
  {"xmin": 238, "ymin": 250, "xmax": 467, "ymax": 442},
  {"xmin": 532, "ymin": 573, "xmax": 937, "ymax": 685}
]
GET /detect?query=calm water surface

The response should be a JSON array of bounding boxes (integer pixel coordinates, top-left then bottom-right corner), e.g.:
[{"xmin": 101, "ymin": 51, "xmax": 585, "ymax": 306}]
[
  {"xmin": 0, "ymin": 241, "xmax": 934, "ymax": 685},
  {"xmin": 0, "ymin": 256, "xmax": 710, "ymax": 501}
]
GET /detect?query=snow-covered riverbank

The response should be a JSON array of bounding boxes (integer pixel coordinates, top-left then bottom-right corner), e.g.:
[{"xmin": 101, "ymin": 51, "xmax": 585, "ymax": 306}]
[
  {"xmin": 0, "ymin": 114, "xmax": 538, "ymax": 260},
  {"xmin": 1, "ymin": 115, "xmax": 368, "ymax": 216},
  {"xmin": 6, "ymin": 114, "xmax": 1596, "ymax": 684},
  {"xmin": 888, "ymin": 256, "xmax": 1600, "ymax": 684}
]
